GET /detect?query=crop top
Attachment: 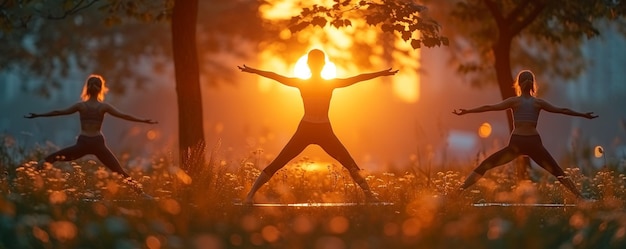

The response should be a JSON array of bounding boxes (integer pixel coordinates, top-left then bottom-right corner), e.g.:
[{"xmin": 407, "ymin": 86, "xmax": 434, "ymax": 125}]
[
  {"xmin": 513, "ymin": 97, "xmax": 539, "ymax": 123},
  {"xmin": 80, "ymin": 102, "xmax": 103, "ymax": 123}
]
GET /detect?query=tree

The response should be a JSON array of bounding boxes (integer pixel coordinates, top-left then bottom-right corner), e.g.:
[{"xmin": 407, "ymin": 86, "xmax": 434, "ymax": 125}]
[{"xmin": 169, "ymin": 0, "xmax": 205, "ymax": 172}]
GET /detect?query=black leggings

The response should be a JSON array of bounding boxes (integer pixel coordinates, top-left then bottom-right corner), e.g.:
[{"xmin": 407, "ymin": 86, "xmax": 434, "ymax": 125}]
[
  {"xmin": 263, "ymin": 121, "xmax": 360, "ymax": 176},
  {"xmin": 45, "ymin": 135, "xmax": 130, "ymax": 178},
  {"xmin": 473, "ymin": 134, "xmax": 566, "ymax": 178}
]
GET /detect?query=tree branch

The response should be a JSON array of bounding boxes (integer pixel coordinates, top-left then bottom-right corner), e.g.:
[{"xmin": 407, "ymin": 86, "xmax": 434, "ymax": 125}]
[
  {"xmin": 504, "ymin": 0, "xmax": 532, "ymax": 24},
  {"xmin": 510, "ymin": 0, "xmax": 547, "ymax": 35},
  {"xmin": 482, "ymin": 0, "xmax": 504, "ymax": 25},
  {"xmin": 37, "ymin": 0, "xmax": 101, "ymax": 20}
]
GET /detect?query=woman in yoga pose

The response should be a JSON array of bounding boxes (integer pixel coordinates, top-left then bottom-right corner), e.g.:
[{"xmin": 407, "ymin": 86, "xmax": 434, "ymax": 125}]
[
  {"xmin": 25, "ymin": 74, "xmax": 157, "ymax": 198},
  {"xmin": 453, "ymin": 70, "xmax": 597, "ymax": 199},
  {"xmin": 238, "ymin": 49, "xmax": 397, "ymax": 203}
]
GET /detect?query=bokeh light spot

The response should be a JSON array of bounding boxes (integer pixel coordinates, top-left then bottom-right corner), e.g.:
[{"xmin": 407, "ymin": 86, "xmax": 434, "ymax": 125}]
[
  {"xmin": 594, "ymin": 145, "xmax": 604, "ymax": 158},
  {"xmin": 49, "ymin": 190, "xmax": 67, "ymax": 204},
  {"xmin": 328, "ymin": 216, "xmax": 349, "ymax": 234},
  {"xmin": 402, "ymin": 218, "xmax": 421, "ymax": 237},
  {"xmin": 160, "ymin": 198, "xmax": 181, "ymax": 215},
  {"xmin": 478, "ymin": 122, "xmax": 492, "ymax": 138},
  {"xmin": 292, "ymin": 215, "xmax": 314, "ymax": 234},
  {"xmin": 145, "ymin": 235, "xmax": 161, "ymax": 249},
  {"xmin": 49, "ymin": 221, "xmax": 77, "ymax": 242},
  {"xmin": 146, "ymin": 130, "xmax": 158, "ymax": 140},
  {"xmin": 32, "ymin": 226, "xmax": 49, "ymax": 243},
  {"xmin": 261, "ymin": 225, "xmax": 280, "ymax": 243}
]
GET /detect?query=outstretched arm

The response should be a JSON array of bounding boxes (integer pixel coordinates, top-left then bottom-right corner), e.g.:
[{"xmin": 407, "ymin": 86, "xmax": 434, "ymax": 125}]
[
  {"xmin": 238, "ymin": 64, "xmax": 298, "ymax": 87},
  {"xmin": 24, "ymin": 103, "xmax": 80, "ymax": 118},
  {"xmin": 104, "ymin": 104, "xmax": 158, "ymax": 124},
  {"xmin": 537, "ymin": 99, "xmax": 598, "ymax": 119},
  {"xmin": 453, "ymin": 97, "xmax": 515, "ymax": 115},
  {"xmin": 335, "ymin": 68, "xmax": 398, "ymax": 88}
]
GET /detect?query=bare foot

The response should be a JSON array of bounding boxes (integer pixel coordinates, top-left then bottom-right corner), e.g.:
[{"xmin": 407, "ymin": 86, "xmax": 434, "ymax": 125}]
[{"xmin": 243, "ymin": 196, "xmax": 254, "ymax": 205}]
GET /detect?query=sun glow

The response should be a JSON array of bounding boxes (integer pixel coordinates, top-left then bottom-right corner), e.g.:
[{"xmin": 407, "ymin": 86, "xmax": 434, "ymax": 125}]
[
  {"xmin": 293, "ymin": 52, "xmax": 337, "ymax": 79},
  {"xmin": 301, "ymin": 162, "xmax": 327, "ymax": 172}
]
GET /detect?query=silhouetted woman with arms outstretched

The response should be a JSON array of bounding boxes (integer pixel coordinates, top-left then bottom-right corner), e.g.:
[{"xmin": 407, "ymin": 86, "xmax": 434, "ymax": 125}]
[
  {"xmin": 238, "ymin": 49, "xmax": 398, "ymax": 204},
  {"xmin": 453, "ymin": 70, "xmax": 597, "ymax": 199},
  {"xmin": 25, "ymin": 74, "xmax": 157, "ymax": 198}
]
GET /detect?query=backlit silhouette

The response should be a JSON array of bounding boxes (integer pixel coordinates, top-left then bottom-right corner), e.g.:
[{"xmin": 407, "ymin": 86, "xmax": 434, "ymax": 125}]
[
  {"xmin": 24, "ymin": 74, "xmax": 157, "ymax": 199},
  {"xmin": 453, "ymin": 70, "xmax": 598, "ymax": 199},
  {"xmin": 238, "ymin": 49, "xmax": 398, "ymax": 204}
]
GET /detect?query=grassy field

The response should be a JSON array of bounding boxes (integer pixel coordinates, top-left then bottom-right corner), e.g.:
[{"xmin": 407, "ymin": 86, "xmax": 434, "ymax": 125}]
[{"xmin": 1, "ymin": 138, "xmax": 625, "ymax": 249}]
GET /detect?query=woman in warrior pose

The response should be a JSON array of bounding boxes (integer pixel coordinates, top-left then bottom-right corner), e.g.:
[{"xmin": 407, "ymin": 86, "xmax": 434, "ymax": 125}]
[
  {"xmin": 453, "ymin": 70, "xmax": 598, "ymax": 199},
  {"xmin": 25, "ymin": 74, "xmax": 157, "ymax": 198},
  {"xmin": 238, "ymin": 49, "xmax": 398, "ymax": 203}
]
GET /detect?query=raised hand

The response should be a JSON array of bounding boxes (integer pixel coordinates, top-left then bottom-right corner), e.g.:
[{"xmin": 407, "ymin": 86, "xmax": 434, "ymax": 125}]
[
  {"xmin": 237, "ymin": 65, "xmax": 254, "ymax": 73},
  {"xmin": 380, "ymin": 68, "xmax": 399, "ymax": 76},
  {"xmin": 584, "ymin": 112, "xmax": 599, "ymax": 119},
  {"xmin": 452, "ymin": 109, "xmax": 468, "ymax": 115}
]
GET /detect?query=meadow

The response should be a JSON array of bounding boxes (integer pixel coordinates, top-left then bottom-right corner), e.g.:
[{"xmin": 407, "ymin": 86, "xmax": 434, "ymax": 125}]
[{"xmin": 1, "ymin": 136, "xmax": 625, "ymax": 249}]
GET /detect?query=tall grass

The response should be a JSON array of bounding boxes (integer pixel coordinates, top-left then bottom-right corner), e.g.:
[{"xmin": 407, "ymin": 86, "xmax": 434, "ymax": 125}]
[{"xmin": 1, "ymin": 135, "xmax": 625, "ymax": 249}]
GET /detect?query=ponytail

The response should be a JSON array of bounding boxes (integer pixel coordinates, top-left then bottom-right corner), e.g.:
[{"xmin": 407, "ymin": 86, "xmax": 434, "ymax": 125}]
[
  {"xmin": 81, "ymin": 74, "xmax": 108, "ymax": 101},
  {"xmin": 513, "ymin": 70, "xmax": 537, "ymax": 96}
]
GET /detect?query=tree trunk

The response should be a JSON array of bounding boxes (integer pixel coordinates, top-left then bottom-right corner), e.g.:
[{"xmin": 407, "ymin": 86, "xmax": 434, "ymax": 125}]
[
  {"xmin": 492, "ymin": 35, "xmax": 530, "ymax": 180},
  {"xmin": 172, "ymin": 0, "xmax": 205, "ymax": 173}
]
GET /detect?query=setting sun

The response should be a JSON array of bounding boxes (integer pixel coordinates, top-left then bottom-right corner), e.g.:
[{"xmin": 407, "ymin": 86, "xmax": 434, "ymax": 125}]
[{"xmin": 293, "ymin": 52, "xmax": 337, "ymax": 79}]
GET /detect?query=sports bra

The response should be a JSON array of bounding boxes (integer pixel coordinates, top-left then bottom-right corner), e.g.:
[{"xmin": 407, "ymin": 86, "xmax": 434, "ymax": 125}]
[
  {"xmin": 80, "ymin": 102, "xmax": 104, "ymax": 123},
  {"xmin": 513, "ymin": 97, "xmax": 539, "ymax": 123}
]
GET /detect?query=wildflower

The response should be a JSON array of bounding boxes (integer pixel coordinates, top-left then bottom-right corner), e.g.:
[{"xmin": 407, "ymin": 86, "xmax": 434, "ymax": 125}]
[{"xmin": 382, "ymin": 172, "xmax": 395, "ymax": 177}]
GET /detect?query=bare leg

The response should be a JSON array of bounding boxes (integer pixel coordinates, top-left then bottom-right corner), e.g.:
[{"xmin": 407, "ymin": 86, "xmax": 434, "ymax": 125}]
[
  {"xmin": 556, "ymin": 176, "xmax": 584, "ymax": 199},
  {"xmin": 319, "ymin": 130, "xmax": 378, "ymax": 202},
  {"xmin": 93, "ymin": 137, "xmax": 152, "ymax": 199},
  {"xmin": 527, "ymin": 145, "xmax": 583, "ymax": 199},
  {"xmin": 458, "ymin": 171, "xmax": 484, "ymax": 191},
  {"xmin": 244, "ymin": 171, "xmax": 271, "ymax": 204},
  {"xmin": 244, "ymin": 131, "xmax": 308, "ymax": 204},
  {"xmin": 348, "ymin": 168, "xmax": 379, "ymax": 202}
]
